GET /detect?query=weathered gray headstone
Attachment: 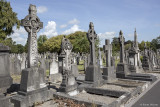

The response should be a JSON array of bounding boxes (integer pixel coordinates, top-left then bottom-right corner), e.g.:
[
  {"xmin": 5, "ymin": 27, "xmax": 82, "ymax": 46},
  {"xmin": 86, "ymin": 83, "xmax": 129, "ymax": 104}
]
[
  {"xmin": 11, "ymin": 4, "xmax": 51, "ymax": 107},
  {"xmin": 49, "ymin": 53, "xmax": 62, "ymax": 83},
  {"xmin": 85, "ymin": 22, "xmax": 103, "ymax": 87},
  {"xmin": 0, "ymin": 43, "xmax": 13, "ymax": 107}
]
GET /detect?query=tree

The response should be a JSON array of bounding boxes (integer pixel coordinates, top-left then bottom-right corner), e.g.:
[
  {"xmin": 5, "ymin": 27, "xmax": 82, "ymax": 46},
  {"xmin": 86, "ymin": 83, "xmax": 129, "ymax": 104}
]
[
  {"xmin": 37, "ymin": 35, "xmax": 48, "ymax": 53},
  {"xmin": 16, "ymin": 44, "xmax": 24, "ymax": 53},
  {"xmin": 112, "ymin": 37, "xmax": 120, "ymax": 56},
  {"xmin": 0, "ymin": 0, "xmax": 20, "ymax": 41}
]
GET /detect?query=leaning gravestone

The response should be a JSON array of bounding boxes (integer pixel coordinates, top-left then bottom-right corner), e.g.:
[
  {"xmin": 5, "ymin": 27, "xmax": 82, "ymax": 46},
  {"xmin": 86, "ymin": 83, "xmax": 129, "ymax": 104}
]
[
  {"xmin": 102, "ymin": 39, "xmax": 116, "ymax": 82},
  {"xmin": 0, "ymin": 43, "xmax": 13, "ymax": 107},
  {"xmin": 85, "ymin": 22, "xmax": 103, "ymax": 87},
  {"xmin": 58, "ymin": 36, "xmax": 78, "ymax": 96},
  {"xmin": 116, "ymin": 30, "xmax": 130, "ymax": 78},
  {"xmin": 11, "ymin": 4, "xmax": 51, "ymax": 107}
]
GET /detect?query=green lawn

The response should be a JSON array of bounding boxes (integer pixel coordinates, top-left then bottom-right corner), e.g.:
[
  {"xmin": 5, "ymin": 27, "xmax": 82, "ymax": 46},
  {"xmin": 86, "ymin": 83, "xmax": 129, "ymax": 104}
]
[{"xmin": 78, "ymin": 60, "xmax": 84, "ymax": 74}]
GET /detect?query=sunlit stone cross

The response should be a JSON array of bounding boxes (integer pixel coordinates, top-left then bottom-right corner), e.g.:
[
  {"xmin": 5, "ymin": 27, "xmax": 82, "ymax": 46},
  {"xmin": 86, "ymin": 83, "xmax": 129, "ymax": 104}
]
[
  {"xmin": 87, "ymin": 22, "xmax": 97, "ymax": 65},
  {"xmin": 21, "ymin": 4, "xmax": 43, "ymax": 68}
]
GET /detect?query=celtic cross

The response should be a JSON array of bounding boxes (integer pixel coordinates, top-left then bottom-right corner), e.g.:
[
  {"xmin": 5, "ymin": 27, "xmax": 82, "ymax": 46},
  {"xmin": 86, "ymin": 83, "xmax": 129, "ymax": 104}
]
[
  {"xmin": 21, "ymin": 4, "xmax": 43, "ymax": 68},
  {"xmin": 87, "ymin": 22, "xmax": 97, "ymax": 65}
]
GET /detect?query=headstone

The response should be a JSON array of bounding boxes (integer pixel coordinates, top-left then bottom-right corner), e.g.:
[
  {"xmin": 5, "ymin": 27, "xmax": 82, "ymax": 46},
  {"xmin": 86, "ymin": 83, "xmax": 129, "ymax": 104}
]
[
  {"xmin": 14, "ymin": 56, "xmax": 21, "ymax": 75},
  {"xmin": 11, "ymin": 4, "xmax": 51, "ymax": 107},
  {"xmin": 98, "ymin": 47, "xmax": 103, "ymax": 68},
  {"xmin": 102, "ymin": 39, "xmax": 116, "ymax": 82},
  {"xmin": 58, "ymin": 36, "xmax": 78, "ymax": 96},
  {"xmin": 85, "ymin": 22, "xmax": 103, "ymax": 87},
  {"xmin": 0, "ymin": 43, "xmax": 13, "ymax": 107},
  {"xmin": 49, "ymin": 53, "xmax": 62, "ymax": 83},
  {"xmin": 116, "ymin": 30, "xmax": 130, "ymax": 78},
  {"xmin": 39, "ymin": 56, "xmax": 46, "ymax": 76}
]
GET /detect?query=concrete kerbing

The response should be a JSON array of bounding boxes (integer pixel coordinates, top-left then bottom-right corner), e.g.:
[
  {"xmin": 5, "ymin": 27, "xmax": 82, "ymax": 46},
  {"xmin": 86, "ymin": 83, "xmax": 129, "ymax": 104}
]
[{"xmin": 125, "ymin": 78, "xmax": 160, "ymax": 107}]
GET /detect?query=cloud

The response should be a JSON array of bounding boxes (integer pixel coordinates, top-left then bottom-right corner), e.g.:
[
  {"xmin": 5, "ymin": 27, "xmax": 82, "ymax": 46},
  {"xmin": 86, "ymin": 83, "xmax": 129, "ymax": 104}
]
[
  {"xmin": 11, "ymin": 27, "xmax": 27, "ymax": 45},
  {"xmin": 98, "ymin": 32, "xmax": 115, "ymax": 40},
  {"xmin": 62, "ymin": 24, "xmax": 83, "ymax": 35},
  {"xmin": 127, "ymin": 34, "xmax": 134, "ymax": 37},
  {"xmin": 37, "ymin": 6, "xmax": 47, "ymax": 13},
  {"xmin": 40, "ymin": 21, "xmax": 58, "ymax": 37},
  {"xmin": 68, "ymin": 18, "xmax": 80, "ymax": 25},
  {"xmin": 60, "ymin": 24, "xmax": 67, "ymax": 28}
]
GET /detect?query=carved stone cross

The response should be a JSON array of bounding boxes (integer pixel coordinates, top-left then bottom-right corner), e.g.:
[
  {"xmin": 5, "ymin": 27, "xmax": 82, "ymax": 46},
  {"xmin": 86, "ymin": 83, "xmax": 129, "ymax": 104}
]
[
  {"xmin": 21, "ymin": 4, "xmax": 43, "ymax": 68},
  {"xmin": 119, "ymin": 30, "xmax": 125, "ymax": 63},
  {"xmin": 87, "ymin": 22, "xmax": 97, "ymax": 65}
]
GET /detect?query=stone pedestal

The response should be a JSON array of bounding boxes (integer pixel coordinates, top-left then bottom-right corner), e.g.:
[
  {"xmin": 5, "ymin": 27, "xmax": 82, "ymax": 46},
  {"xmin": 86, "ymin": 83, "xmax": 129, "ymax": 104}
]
[
  {"xmin": 59, "ymin": 71, "xmax": 78, "ymax": 96},
  {"xmin": 116, "ymin": 63, "xmax": 130, "ymax": 78},
  {"xmin": 85, "ymin": 65, "xmax": 103, "ymax": 87},
  {"xmin": 11, "ymin": 67, "xmax": 52, "ymax": 107},
  {"xmin": 102, "ymin": 66, "xmax": 116, "ymax": 82}
]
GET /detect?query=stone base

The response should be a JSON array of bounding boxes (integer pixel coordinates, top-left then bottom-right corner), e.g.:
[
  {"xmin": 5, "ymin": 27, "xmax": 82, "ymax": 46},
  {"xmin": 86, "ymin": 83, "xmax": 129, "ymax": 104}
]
[
  {"xmin": 116, "ymin": 63, "xmax": 129, "ymax": 78},
  {"xmin": 68, "ymin": 89, "xmax": 79, "ymax": 96},
  {"xmin": 0, "ymin": 76, "xmax": 13, "ymax": 93},
  {"xmin": 11, "ymin": 87, "xmax": 52, "ymax": 107},
  {"xmin": 85, "ymin": 64, "xmax": 103, "ymax": 87},
  {"xmin": 0, "ymin": 94, "xmax": 13, "ymax": 107},
  {"xmin": 102, "ymin": 66, "xmax": 116, "ymax": 82},
  {"xmin": 49, "ymin": 73, "xmax": 62, "ymax": 83},
  {"xmin": 59, "ymin": 75, "xmax": 78, "ymax": 93}
]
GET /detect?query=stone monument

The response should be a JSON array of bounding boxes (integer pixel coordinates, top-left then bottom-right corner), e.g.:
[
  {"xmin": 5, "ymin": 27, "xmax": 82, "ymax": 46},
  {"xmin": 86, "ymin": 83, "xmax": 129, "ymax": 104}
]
[
  {"xmin": 58, "ymin": 36, "xmax": 78, "ymax": 96},
  {"xmin": 85, "ymin": 22, "xmax": 103, "ymax": 87},
  {"xmin": 102, "ymin": 39, "xmax": 116, "ymax": 82},
  {"xmin": 116, "ymin": 30, "xmax": 130, "ymax": 78},
  {"xmin": 11, "ymin": 4, "xmax": 51, "ymax": 107}
]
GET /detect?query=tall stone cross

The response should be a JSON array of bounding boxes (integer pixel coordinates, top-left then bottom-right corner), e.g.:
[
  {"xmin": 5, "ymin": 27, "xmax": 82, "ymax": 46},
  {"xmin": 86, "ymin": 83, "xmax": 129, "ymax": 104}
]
[
  {"xmin": 119, "ymin": 30, "xmax": 125, "ymax": 63},
  {"xmin": 21, "ymin": 4, "xmax": 43, "ymax": 68},
  {"xmin": 87, "ymin": 22, "xmax": 97, "ymax": 65}
]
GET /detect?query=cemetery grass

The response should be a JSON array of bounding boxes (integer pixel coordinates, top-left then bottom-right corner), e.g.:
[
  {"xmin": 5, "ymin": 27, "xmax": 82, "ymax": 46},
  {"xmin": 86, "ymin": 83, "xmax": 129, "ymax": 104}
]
[
  {"xmin": 78, "ymin": 60, "xmax": 84, "ymax": 74},
  {"xmin": 11, "ymin": 75, "xmax": 21, "ymax": 83}
]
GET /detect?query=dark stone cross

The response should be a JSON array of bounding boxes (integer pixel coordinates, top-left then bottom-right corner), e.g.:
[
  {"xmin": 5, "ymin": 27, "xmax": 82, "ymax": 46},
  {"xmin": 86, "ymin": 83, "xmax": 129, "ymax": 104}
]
[
  {"xmin": 87, "ymin": 22, "xmax": 97, "ymax": 65},
  {"xmin": 119, "ymin": 30, "xmax": 125, "ymax": 63},
  {"xmin": 21, "ymin": 4, "xmax": 43, "ymax": 68}
]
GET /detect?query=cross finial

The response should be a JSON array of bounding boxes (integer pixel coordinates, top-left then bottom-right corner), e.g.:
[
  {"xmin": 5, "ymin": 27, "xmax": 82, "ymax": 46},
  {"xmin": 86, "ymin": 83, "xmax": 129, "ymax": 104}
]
[
  {"xmin": 119, "ymin": 30, "xmax": 123, "ymax": 35},
  {"xmin": 89, "ymin": 22, "xmax": 94, "ymax": 30}
]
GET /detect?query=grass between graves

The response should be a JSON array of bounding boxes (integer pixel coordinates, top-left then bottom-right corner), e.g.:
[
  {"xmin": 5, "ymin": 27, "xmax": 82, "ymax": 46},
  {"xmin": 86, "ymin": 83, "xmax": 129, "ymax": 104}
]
[
  {"xmin": 11, "ymin": 75, "xmax": 21, "ymax": 83},
  {"xmin": 46, "ymin": 70, "xmax": 49, "ymax": 76},
  {"xmin": 78, "ymin": 60, "xmax": 84, "ymax": 74}
]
